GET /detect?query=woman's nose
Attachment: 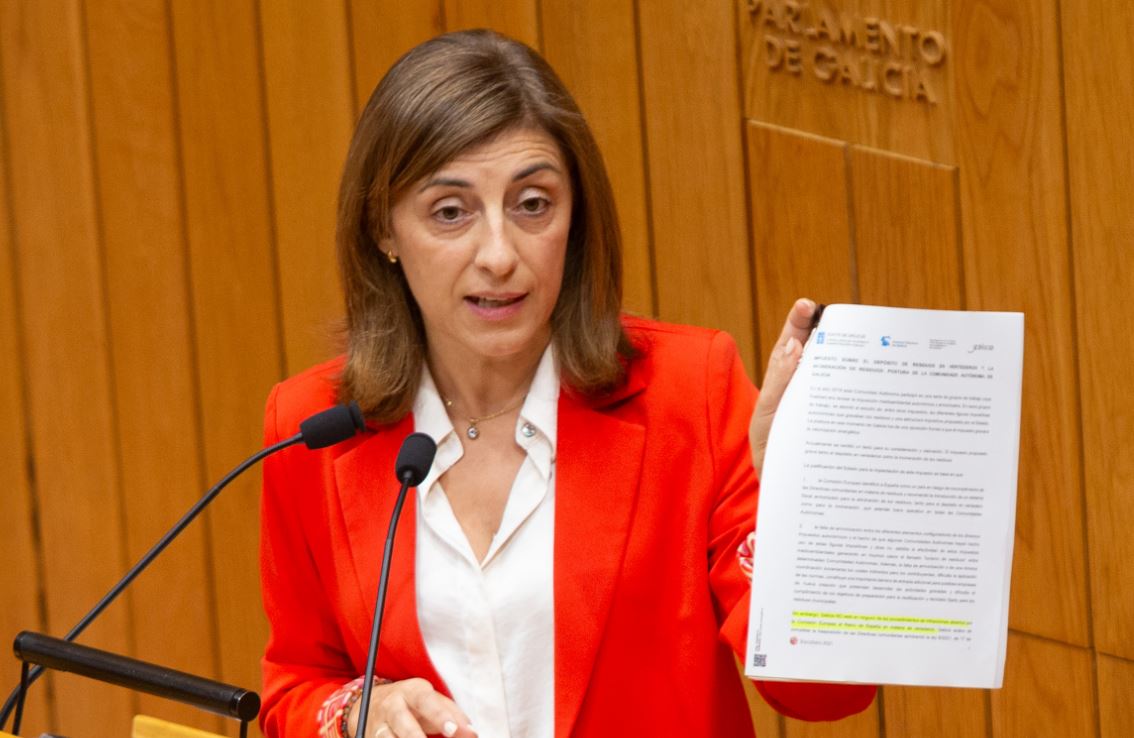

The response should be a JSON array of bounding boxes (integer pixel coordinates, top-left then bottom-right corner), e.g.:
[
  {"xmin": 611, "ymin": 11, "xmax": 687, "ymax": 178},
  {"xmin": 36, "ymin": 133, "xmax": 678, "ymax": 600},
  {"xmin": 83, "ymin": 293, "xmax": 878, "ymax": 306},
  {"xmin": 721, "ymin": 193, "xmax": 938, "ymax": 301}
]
[{"xmin": 474, "ymin": 210, "xmax": 519, "ymax": 276}]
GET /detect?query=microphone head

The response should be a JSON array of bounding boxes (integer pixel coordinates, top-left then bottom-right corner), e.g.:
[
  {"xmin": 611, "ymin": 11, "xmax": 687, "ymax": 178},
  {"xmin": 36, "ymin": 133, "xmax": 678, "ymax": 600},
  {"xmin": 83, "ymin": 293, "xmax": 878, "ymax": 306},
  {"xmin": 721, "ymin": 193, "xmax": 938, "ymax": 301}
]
[
  {"xmin": 299, "ymin": 402, "xmax": 366, "ymax": 449},
  {"xmin": 395, "ymin": 432, "xmax": 437, "ymax": 486}
]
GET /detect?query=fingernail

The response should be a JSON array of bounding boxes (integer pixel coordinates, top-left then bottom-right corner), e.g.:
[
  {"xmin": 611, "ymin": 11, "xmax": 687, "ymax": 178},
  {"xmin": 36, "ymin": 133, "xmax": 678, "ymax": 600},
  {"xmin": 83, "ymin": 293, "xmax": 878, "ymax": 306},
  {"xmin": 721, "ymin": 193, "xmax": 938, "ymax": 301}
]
[
  {"xmin": 781, "ymin": 337, "xmax": 799, "ymax": 357},
  {"xmin": 442, "ymin": 721, "xmax": 458, "ymax": 737}
]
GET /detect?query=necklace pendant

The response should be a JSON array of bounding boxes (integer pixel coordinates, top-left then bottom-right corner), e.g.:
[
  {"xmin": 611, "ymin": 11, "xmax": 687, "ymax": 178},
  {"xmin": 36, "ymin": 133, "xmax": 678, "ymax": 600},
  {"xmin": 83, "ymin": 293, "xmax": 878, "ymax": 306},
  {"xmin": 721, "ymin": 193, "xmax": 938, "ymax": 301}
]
[{"xmin": 466, "ymin": 425, "xmax": 480, "ymax": 440}]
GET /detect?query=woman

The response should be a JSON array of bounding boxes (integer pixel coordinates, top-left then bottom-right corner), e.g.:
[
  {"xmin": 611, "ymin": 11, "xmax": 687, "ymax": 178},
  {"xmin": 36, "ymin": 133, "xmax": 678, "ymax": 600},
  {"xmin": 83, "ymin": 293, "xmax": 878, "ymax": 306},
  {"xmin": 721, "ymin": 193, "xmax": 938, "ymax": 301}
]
[{"xmin": 259, "ymin": 29, "xmax": 874, "ymax": 738}]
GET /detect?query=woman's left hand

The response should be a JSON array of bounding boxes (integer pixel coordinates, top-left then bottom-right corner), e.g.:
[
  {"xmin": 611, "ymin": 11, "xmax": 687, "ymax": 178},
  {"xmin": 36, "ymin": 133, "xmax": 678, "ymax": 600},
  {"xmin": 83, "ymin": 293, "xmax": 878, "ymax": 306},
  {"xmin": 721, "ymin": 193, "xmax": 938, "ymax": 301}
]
[{"xmin": 749, "ymin": 298, "xmax": 817, "ymax": 479}]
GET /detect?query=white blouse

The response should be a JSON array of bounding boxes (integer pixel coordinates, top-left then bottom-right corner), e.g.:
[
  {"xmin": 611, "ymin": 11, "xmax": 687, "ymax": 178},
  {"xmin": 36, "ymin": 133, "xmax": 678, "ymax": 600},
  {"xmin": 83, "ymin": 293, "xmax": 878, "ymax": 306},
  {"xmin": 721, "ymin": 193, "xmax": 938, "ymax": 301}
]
[{"xmin": 412, "ymin": 347, "xmax": 558, "ymax": 738}]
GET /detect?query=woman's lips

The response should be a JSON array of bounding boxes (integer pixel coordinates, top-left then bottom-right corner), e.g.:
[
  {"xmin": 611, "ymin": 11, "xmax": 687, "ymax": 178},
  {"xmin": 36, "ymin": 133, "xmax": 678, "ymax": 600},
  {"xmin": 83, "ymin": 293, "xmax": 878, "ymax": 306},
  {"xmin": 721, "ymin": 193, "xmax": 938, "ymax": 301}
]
[{"xmin": 464, "ymin": 293, "xmax": 527, "ymax": 320}]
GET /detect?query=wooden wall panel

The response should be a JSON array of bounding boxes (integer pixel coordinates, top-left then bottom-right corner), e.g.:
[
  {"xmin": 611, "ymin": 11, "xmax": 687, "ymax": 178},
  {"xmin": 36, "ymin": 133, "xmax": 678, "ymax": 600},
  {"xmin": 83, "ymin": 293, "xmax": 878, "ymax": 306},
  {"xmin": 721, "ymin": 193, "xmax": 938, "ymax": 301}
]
[
  {"xmin": 0, "ymin": 1, "xmax": 134, "ymax": 734},
  {"xmin": 885, "ymin": 687, "xmax": 988, "ymax": 738},
  {"xmin": 952, "ymin": 0, "xmax": 1088, "ymax": 646},
  {"xmin": 0, "ymin": 88, "xmax": 52, "ymax": 735},
  {"xmin": 739, "ymin": 0, "xmax": 955, "ymax": 164},
  {"xmin": 1097, "ymin": 655, "xmax": 1134, "ymax": 738},
  {"xmin": 442, "ymin": 0, "xmax": 539, "ymax": 49},
  {"xmin": 541, "ymin": 0, "xmax": 655, "ymax": 316},
  {"xmin": 1062, "ymin": 0, "xmax": 1134, "ymax": 661},
  {"xmin": 990, "ymin": 634, "xmax": 1096, "ymax": 738},
  {"xmin": 783, "ymin": 701, "xmax": 880, "ymax": 738},
  {"xmin": 348, "ymin": 1, "xmax": 443, "ymax": 113},
  {"xmin": 746, "ymin": 122, "xmax": 855, "ymax": 367},
  {"xmin": 82, "ymin": 1, "xmax": 220, "ymax": 730},
  {"xmin": 638, "ymin": 0, "xmax": 756, "ymax": 371},
  {"xmin": 168, "ymin": 3, "xmax": 281, "ymax": 725},
  {"xmin": 259, "ymin": 1, "xmax": 354, "ymax": 375},
  {"xmin": 850, "ymin": 146, "xmax": 961, "ymax": 310}
]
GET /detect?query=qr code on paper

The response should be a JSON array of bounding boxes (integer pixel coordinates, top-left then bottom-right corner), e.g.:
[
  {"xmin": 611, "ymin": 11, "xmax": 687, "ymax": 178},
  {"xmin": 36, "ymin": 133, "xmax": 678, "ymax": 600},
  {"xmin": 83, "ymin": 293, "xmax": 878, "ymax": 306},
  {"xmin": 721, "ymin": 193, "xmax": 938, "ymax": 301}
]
[{"xmin": 752, "ymin": 653, "xmax": 767, "ymax": 668}]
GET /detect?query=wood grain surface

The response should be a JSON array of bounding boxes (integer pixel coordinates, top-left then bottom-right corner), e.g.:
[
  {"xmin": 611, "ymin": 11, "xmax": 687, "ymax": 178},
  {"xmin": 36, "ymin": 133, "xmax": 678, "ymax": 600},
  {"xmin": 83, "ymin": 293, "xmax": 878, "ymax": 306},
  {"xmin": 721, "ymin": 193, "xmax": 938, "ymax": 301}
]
[
  {"xmin": 168, "ymin": 2, "xmax": 284, "ymax": 732},
  {"xmin": 1062, "ymin": 0, "xmax": 1134, "ymax": 662},
  {"xmin": 1097, "ymin": 654, "xmax": 1134, "ymax": 738},
  {"xmin": 83, "ymin": 0, "xmax": 220, "ymax": 730},
  {"xmin": 259, "ymin": 0, "xmax": 353, "ymax": 375},
  {"xmin": 541, "ymin": 0, "xmax": 655, "ymax": 316},
  {"xmin": 638, "ymin": 0, "xmax": 757, "ymax": 372},
  {"xmin": 783, "ymin": 698, "xmax": 881, "ymax": 738},
  {"xmin": 953, "ymin": 0, "xmax": 1088, "ymax": 646},
  {"xmin": 990, "ymin": 633, "xmax": 1097, "ymax": 737},
  {"xmin": 885, "ymin": 686, "xmax": 989, "ymax": 738},
  {"xmin": 747, "ymin": 121, "xmax": 855, "ymax": 368},
  {"xmin": 133, "ymin": 714, "xmax": 228, "ymax": 738},
  {"xmin": 442, "ymin": 0, "xmax": 540, "ymax": 49},
  {"xmin": 348, "ymin": 0, "xmax": 444, "ymax": 113},
  {"xmin": 0, "ymin": 75, "xmax": 51, "ymax": 736},
  {"xmin": 0, "ymin": 1, "xmax": 134, "ymax": 734},
  {"xmin": 850, "ymin": 146, "xmax": 961, "ymax": 310},
  {"xmin": 739, "ymin": 0, "xmax": 955, "ymax": 164}
]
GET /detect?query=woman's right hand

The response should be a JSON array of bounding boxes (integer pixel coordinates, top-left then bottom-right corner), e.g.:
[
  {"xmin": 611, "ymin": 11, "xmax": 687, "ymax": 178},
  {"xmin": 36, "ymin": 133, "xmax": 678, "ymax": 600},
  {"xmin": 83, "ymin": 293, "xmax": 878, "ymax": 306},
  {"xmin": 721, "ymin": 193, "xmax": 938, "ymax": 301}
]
[{"xmin": 348, "ymin": 678, "xmax": 477, "ymax": 738}]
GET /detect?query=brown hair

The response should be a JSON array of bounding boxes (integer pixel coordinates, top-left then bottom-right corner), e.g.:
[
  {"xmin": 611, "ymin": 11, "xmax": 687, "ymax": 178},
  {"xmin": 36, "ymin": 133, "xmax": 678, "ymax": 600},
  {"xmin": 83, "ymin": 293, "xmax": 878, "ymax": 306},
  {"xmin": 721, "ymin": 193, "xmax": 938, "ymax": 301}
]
[{"xmin": 336, "ymin": 29, "xmax": 633, "ymax": 422}]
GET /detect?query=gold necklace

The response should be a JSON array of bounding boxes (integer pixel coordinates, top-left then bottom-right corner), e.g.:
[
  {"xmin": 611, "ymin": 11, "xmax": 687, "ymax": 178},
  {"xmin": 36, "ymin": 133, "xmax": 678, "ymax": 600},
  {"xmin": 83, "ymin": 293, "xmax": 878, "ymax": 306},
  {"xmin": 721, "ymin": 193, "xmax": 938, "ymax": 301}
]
[{"xmin": 441, "ymin": 394, "xmax": 526, "ymax": 440}]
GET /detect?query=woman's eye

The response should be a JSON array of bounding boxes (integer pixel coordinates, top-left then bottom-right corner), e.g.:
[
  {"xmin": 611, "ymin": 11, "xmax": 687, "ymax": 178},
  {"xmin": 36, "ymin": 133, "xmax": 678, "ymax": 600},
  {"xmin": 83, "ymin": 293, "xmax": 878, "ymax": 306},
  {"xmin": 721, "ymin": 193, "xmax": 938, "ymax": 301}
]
[
  {"xmin": 518, "ymin": 196, "xmax": 550, "ymax": 215},
  {"xmin": 433, "ymin": 205, "xmax": 464, "ymax": 223}
]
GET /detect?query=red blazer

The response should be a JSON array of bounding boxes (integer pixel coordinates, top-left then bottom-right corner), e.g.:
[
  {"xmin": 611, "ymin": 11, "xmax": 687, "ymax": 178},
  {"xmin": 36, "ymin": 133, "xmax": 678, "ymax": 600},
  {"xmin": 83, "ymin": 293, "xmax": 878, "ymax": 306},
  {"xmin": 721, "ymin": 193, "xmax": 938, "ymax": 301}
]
[{"xmin": 260, "ymin": 318, "xmax": 875, "ymax": 737}]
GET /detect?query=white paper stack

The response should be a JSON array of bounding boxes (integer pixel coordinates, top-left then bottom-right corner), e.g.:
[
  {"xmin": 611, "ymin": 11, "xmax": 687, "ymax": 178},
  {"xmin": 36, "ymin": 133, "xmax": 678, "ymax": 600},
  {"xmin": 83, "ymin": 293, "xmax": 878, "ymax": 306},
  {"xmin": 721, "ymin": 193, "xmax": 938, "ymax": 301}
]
[{"xmin": 745, "ymin": 304, "xmax": 1023, "ymax": 688}]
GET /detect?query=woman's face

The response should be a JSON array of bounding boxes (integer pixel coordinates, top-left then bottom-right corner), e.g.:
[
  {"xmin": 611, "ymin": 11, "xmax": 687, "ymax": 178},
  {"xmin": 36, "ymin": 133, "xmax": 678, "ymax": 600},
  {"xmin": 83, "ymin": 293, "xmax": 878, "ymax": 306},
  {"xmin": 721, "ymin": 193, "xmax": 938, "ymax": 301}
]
[{"xmin": 385, "ymin": 127, "xmax": 572, "ymax": 368}]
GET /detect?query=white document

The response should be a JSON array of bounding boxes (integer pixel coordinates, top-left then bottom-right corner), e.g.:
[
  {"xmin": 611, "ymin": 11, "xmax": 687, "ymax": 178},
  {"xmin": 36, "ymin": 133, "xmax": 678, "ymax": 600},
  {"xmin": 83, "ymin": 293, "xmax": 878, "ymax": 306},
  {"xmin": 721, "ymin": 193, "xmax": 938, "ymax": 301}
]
[{"xmin": 745, "ymin": 304, "xmax": 1023, "ymax": 688}]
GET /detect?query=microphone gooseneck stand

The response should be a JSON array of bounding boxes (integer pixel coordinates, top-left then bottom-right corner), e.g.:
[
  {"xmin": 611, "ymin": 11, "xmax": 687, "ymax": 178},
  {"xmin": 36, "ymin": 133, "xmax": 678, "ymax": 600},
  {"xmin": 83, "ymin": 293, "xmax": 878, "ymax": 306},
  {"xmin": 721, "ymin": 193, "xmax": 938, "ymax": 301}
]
[
  {"xmin": 0, "ymin": 402, "xmax": 366, "ymax": 735},
  {"xmin": 356, "ymin": 432, "xmax": 437, "ymax": 738}
]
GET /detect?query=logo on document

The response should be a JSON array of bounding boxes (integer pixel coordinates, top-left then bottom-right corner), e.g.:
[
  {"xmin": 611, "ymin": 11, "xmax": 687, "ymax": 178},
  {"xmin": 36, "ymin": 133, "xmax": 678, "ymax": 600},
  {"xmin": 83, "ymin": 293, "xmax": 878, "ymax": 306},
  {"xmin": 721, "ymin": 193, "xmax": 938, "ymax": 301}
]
[
  {"xmin": 816, "ymin": 331, "xmax": 825, "ymax": 344},
  {"xmin": 880, "ymin": 335, "xmax": 891, "ymax": 347}
]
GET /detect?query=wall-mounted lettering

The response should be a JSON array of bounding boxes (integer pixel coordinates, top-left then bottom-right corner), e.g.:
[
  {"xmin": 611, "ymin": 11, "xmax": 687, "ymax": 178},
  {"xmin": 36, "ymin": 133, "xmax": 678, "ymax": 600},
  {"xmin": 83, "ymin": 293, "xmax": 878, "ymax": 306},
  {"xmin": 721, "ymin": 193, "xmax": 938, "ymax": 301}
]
[{"xmin": 747, "ymin": 0, "xmax": 946, "ymax": 104}]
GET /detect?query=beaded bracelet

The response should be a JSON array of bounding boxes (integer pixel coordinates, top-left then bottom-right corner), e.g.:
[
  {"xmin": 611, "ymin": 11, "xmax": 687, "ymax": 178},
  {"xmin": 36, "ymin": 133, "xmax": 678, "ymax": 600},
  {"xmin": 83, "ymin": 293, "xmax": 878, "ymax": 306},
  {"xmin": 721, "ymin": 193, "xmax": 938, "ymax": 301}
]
[
  {"xmin": 317, "ymin": 676, "xmax": 392, "ymax": 738},
  {"xmin": 340, "ymin": 686, "xmax": 365, "ymax": 738}
]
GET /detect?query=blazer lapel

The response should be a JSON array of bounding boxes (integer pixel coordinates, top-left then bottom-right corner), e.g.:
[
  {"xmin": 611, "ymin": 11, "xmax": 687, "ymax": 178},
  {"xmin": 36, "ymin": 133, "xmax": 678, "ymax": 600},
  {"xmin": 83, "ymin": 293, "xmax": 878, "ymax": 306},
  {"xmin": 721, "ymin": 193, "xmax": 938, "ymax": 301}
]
[
  {"xmin": 332, "ymin": 416, "xmax": 447, "ymax": 692},
  {"xmin": 554, "ymin": 385, "xmax": 646, "ymax": 738}
]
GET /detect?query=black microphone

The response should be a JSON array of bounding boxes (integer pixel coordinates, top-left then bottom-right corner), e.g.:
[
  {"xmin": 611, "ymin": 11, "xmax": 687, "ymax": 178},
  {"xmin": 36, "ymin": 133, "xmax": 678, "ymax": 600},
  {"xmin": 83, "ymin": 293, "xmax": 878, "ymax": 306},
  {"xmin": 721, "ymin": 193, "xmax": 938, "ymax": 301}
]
[
  {"xmin": 301, "ymin": 402, "xmax": 366, "ymax": 449},
  {"xmin": 356, "ymin": 433, "xmax": 437, "ymax": 738},
  {"xmin": 0, "ymin": 402, "xmax": 367, "ymax": 733},
  {"xmin": 395, "ymin": 432, "xmax": 436, "ymax": 485}
]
